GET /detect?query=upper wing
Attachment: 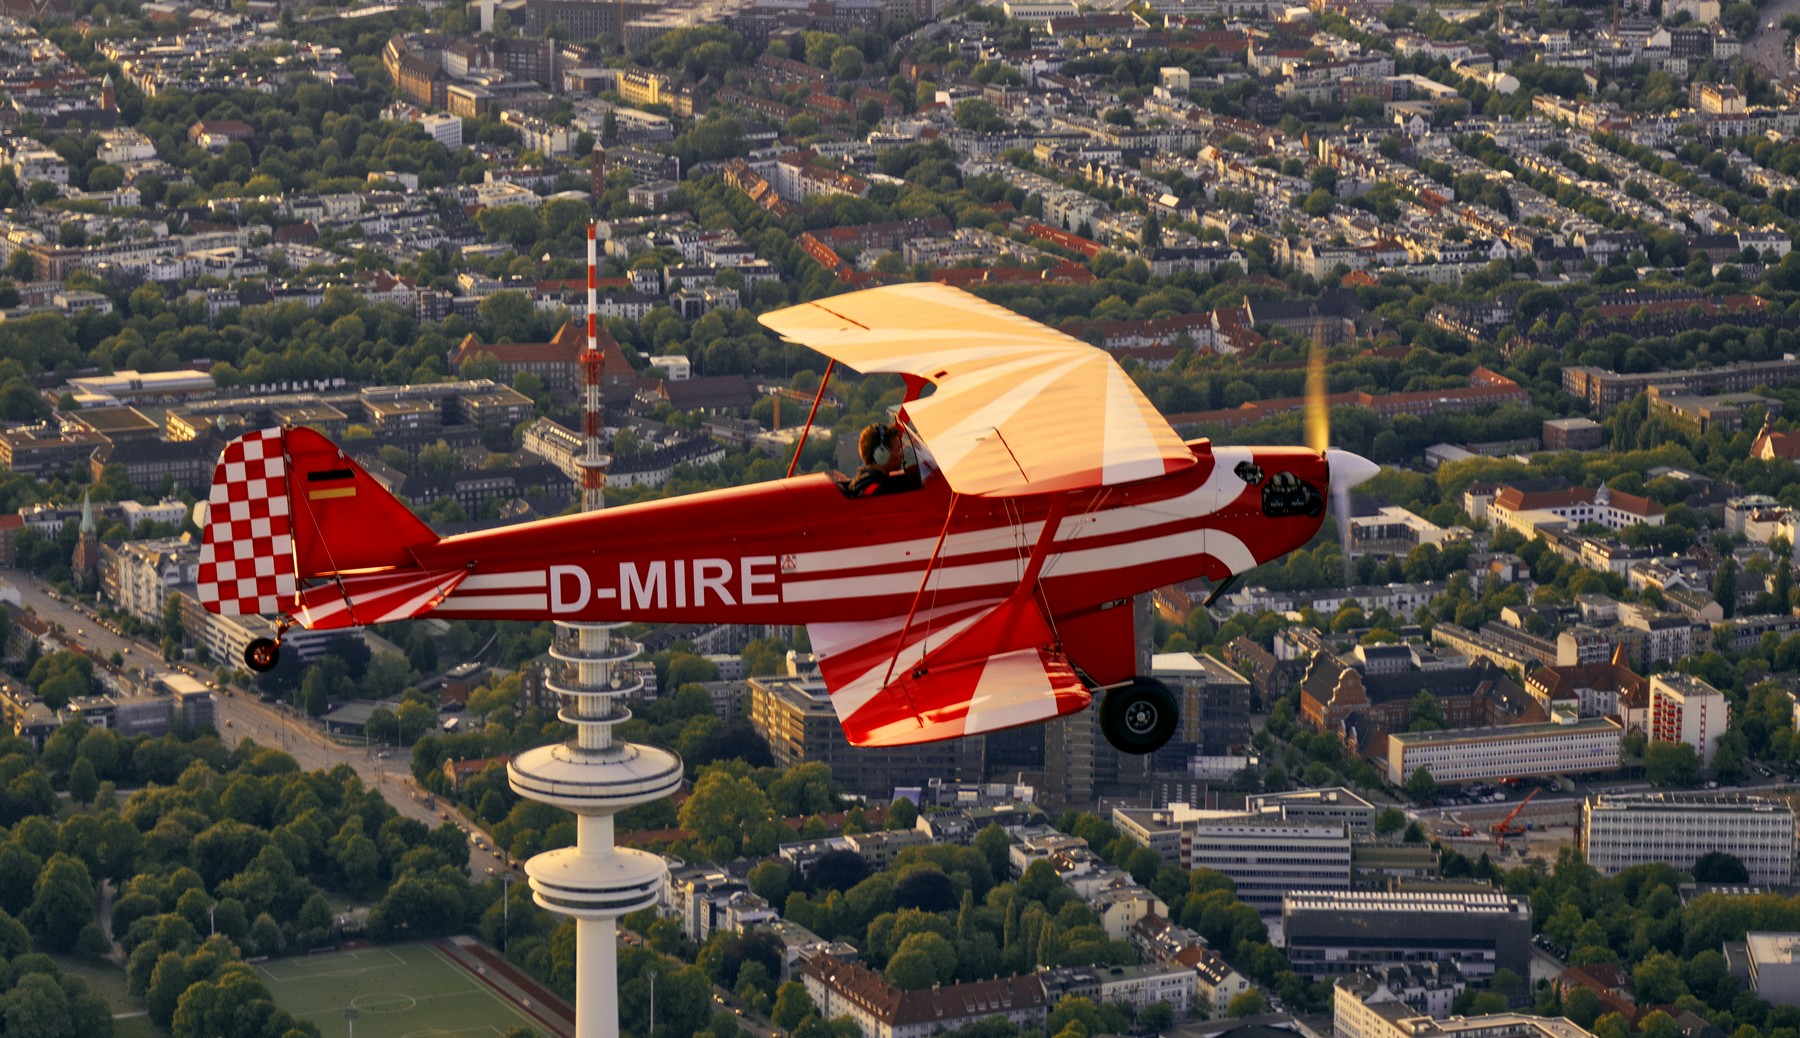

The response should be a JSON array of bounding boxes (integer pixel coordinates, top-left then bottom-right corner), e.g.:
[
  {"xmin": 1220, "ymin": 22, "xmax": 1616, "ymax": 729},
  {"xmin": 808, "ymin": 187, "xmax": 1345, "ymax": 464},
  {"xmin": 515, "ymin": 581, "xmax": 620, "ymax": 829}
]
[{"xmin": 758, "ymin": 283, "xmax": 1195, "ymax": 497}]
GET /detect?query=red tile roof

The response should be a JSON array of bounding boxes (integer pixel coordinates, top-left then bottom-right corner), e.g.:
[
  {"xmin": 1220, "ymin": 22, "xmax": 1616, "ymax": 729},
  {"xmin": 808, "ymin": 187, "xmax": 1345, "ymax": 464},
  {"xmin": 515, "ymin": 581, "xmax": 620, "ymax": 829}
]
[{"xmin": 451, "ymin": 321, "xmax": 634, "ymax": 381}]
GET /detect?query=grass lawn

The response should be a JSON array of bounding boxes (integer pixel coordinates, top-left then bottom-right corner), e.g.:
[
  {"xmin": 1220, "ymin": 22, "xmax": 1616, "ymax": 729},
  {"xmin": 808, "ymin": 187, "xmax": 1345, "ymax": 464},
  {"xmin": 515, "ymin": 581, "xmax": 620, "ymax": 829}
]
[
  {"xmin": 259, "ymin": 942, "xmax": 541, "ymax": 1038},
  {"xmin": 47, "ymin": 953, "xmax": 138, "ymax": 1014},
  {"xmin": 47, "ymin": 953, "xmax": 160, "ymax": 1038}
]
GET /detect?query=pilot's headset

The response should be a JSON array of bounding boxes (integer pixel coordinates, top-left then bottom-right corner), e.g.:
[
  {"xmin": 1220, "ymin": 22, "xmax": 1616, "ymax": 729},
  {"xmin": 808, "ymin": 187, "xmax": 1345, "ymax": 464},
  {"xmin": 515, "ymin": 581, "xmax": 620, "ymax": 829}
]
[{"xmin": 871, "ymin": 425, "xmax": 898, "ymax": 467}]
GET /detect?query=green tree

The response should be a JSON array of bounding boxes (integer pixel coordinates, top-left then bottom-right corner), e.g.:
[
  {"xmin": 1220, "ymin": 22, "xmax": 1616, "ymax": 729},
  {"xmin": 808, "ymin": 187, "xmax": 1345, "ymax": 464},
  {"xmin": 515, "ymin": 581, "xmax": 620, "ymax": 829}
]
[
  {"xmin": 830, "ymin": 45, "xmax": 865, "ymax": 79},
  {"xmin": 1404, "ymin": 767, "xmax": 1436, "ymax": 801},
  {"xmin": 1563, "ymin": 987, "xmax": 1603, "ymax": 1029},
  {"xmin": 1691, "ymin": 851, "xmax": 1748, "ymax": 883},
  {"xmin": 887, "ymin": 796, "xmax": 918, "ymax": 829},
  {"xmin": 1632, "ymin": 953, "xmax": 1688, "ymax": 1005},
  {"xmin": 772, "ymin": 981, "xmax": 816, "ymax": 1033},
  {"xmin": 1140, "ymin": 1001, "xmax": 1176, "ymax": 1033},
  {"xmin": 678, "ymin": 769, "xmax": 774, "ymax": 853},
  {"xmin": 1373, "ymin": 807, "xmax": 1406, "ymax": 837},
  {"xmin": 1643, "ymin": 741, "xmax": 1701, "ymax": 787},
  {"xmin": 1228, "ymin": 989, "xmax": 1267, "ymax": 1017},
  {"xmin": 1714, "ymin": 558, "xmax": 1738, "ymax": 618},
  {"xmin": 67, "ymin": 755, "xmax": 98, "ymax": 805},
  {"xmin": 28, "ymin": 853, "xmax": 96, "ymax": 952}
]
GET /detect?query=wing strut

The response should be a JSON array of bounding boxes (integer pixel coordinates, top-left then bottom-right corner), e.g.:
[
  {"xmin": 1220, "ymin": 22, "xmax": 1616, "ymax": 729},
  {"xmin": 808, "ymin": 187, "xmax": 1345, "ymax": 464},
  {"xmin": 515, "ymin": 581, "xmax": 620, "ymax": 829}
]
[
  {"xmin": 785, "ymin": 359, "xmax": 835, "ymax": 479},
  {"xmin": 883, "ymin": 493, "xmax": 1070, "ymax": 698},
  {"xmin": 881, "ymin": 492, "xmax": 961, "ymax": 700}
]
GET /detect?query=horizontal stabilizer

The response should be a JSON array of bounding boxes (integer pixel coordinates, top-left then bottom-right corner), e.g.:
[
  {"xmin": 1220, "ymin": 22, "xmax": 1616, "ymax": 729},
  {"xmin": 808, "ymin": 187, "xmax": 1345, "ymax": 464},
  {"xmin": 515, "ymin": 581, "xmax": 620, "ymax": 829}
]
[{"xmin": 295, "ymin": 569, "xmax": 470, "ymax": 629}]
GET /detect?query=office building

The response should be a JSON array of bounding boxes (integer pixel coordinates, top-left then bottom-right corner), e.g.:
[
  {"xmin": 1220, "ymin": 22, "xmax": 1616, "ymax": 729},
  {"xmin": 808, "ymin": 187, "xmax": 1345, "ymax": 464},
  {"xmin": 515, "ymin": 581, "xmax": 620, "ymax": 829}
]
[
  {"xmin": 1582, "ymin": 794, "xmax": 1795, "ymax": 884},
  {"xmin": 1248, "ymin": 787, "xmax": 1376, "ymax": 836},
  {"xmin": 1336, "ymin": 992, "xmax": 1595, "ymax": 1038},
  {"xmin": 1739, "ymin": 933, "xmax": 1800, "ymax": 1006},
  {"xmin": 1186, "ymin": 820, "xmax": 1352, "ymax": 913},
  {"xmin": 1151, "ymin": 651, "xmax": 1252, "ymax": 756},
  {"xmin": 1385, "ymin": 715, "xmax": 1622, "ymax": 785},
  {"xmin": 750, "ymin": 675, "xmax": 983, "ymax": 798},
  {"xmin": 1284, "ymin": 890, "xmax": 1531, "ymax": 981},
  {"xmin": 1648, "ymin": 673, "xmax": 1729, "ymax": 765}
]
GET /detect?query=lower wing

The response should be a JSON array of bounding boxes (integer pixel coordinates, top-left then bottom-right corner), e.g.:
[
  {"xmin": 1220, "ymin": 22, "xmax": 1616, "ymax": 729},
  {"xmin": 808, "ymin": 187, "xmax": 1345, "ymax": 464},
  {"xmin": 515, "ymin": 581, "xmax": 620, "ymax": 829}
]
[{"xmin": 808, "ymin": 596, "xmax": 1091, "ymax": 747}]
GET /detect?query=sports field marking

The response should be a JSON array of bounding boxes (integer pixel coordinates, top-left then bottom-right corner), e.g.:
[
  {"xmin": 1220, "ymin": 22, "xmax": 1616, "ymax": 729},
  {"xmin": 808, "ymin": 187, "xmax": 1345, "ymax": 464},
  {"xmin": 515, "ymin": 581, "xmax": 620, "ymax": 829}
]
[
  {"xmin": 263, "ymin": 942, "xmax": 552, "ymax": 1038},
  {"xmin": 350, "ymin": 993, "xmax": 419, "ymax": 1013},
  {"xmin": 259, "ymin": 947, "xmax": 407, "ymax": 983}
]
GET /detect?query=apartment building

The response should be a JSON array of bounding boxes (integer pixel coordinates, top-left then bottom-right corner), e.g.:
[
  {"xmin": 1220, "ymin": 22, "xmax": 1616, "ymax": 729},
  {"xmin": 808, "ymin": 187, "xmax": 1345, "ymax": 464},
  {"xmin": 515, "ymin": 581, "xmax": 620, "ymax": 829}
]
[{"xmin": 1648, "ymin": 673, "xmax": 1728, "ymax": 765}]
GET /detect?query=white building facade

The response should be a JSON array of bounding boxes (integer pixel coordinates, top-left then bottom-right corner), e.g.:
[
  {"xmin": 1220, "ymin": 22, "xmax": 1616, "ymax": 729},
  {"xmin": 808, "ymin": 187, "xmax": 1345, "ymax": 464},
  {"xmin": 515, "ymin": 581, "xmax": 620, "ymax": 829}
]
[{"xmin": 1582, "ymin": 793, "xmax": 1796, "ymax": 884}]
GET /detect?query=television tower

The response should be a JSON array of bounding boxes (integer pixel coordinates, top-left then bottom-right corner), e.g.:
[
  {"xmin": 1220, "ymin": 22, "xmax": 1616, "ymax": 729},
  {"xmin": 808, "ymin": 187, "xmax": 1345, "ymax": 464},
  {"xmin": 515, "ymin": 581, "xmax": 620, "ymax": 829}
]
[{"xmin": 508, "ymin": 222, "xmax": 682, "ymax": 1038}]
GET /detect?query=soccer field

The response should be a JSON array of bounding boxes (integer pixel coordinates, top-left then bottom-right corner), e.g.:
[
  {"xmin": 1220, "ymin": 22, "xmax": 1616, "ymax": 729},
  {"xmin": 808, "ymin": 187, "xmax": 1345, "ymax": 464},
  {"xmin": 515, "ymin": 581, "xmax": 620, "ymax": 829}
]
[{"xmin": 259, "ymin": 942, "xmax": 544, "ymax": 1038}]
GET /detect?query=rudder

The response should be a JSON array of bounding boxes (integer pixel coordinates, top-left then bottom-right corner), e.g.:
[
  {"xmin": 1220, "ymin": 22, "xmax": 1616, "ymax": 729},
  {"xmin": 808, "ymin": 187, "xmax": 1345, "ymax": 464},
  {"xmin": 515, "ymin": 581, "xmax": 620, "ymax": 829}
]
[
  {"xmin": 198, "ymin": 426, "xmax": 440, "ymax": 618},
  {"xmin": 197, "ymin": 428, "xmax": 296, "ymax": 616}
]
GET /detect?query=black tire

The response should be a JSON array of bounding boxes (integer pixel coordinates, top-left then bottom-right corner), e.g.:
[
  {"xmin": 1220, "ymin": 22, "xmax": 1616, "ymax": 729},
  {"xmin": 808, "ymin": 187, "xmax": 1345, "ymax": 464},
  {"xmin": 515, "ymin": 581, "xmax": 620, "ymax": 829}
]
[
  {"xmin": 244, "ymin": 638, "xmax": 280, "ymax": 672},
  {"xmin": 1100, "ymin": 678, "xmax": 1178, "ymax": 755}
]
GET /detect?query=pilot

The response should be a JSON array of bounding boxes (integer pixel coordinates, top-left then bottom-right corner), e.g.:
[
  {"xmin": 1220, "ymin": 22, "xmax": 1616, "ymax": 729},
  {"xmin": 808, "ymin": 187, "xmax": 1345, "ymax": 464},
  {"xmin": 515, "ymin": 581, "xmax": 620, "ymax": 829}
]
[{"xmin": 849, "ymin": 422, "xmax": 921, "ymax": 497}]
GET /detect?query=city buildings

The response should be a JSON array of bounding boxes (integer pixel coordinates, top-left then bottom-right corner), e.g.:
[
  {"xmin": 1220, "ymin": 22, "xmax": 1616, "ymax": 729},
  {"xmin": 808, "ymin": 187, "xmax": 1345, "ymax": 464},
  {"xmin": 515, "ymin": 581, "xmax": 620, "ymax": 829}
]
[
  {"xmin": 1333, "ymin": 967, "xmax": 1468, "ymax": 1026},
  {"xmin": 1174, "ymin": 816, "xmax": 1351, "ymax": 913},
  {"xmin": 1733, "ymin": 933, "xmax": 1800, "ymax": 1006},
  {"xmin": 1179, "ymin": 945, "xmax": 1253, "ymax": 1015},
  {"xmin": 1336, "ymin": 992, "xmax": 1597, "ymax": 1038},
  {"xmin": 1283, "ymin": 890, "xmax": 1532, "ymax": 981},
  {"xmin": 1247, "ymin": 786, "xmax": 1377, "ymax": 836},
  {"xmin": 1582, "ymin": 794, "xmax": 1796, "ymax": 883},
  {"xmin": 1038, "ymin": 963, "xmax": 1193, "ymax": 1016},
  {"xmin": 1150, "ymin": 650, "xmax": 1252, "ymax": 756},
  {"xmin": 749, "ymin": 674, "xmax": 984, "ymax": 798},
  {"xmin": 799, "ymin": 956, "xmax": 1048, "ymax": 1038},
  {"xmin": 1384, "ymin": 715, "xmax": 1623, "ymax": 785},
  {"xmin": 1648, "ymin": 673, "xmax": 1729, "ymax": 765}
]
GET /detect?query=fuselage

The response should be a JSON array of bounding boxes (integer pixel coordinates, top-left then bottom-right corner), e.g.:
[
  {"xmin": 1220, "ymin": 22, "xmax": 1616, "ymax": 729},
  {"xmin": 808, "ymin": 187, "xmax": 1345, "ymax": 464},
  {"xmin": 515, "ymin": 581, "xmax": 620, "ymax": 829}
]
[{"xmin": 413, "ymin": 440, "xmax": 1330, "ymax": 627}]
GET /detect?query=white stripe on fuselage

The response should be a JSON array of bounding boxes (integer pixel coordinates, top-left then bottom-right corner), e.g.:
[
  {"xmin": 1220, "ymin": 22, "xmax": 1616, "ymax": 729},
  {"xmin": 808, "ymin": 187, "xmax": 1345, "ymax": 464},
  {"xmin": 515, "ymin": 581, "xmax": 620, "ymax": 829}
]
[
  {"xmin": 784, "ymin": 446, "xmax": 1255, "ymax": 578},
  {"xmin": 431, "ymin": 447, "xmax": 1263, "ymax": 615}
]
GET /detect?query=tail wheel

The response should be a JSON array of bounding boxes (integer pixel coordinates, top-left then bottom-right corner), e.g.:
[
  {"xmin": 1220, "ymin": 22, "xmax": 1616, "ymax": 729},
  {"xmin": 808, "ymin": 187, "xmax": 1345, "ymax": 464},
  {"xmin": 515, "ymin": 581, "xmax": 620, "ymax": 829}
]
[
  {"xmin": 1100, "ymin": 678, "xmax": 1178, "ymax": 755},
  {"xmin": 244, "ymin": 638, "xmax": 280, "ymax": 672}
]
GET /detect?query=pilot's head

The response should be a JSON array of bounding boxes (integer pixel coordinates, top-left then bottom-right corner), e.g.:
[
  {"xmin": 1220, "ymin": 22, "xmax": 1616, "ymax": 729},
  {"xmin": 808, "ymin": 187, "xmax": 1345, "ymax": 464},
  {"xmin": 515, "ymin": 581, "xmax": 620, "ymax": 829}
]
[{"xmin": 859, "ymin": 423, "xmax": 903, "ymax": 470}]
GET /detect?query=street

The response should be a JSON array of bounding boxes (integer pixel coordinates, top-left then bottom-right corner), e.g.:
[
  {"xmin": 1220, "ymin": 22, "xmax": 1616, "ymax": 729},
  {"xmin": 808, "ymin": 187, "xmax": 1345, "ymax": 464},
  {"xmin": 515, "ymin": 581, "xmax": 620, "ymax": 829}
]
[
  {"xmin": 4, "ymin": 569, "xmax": 519, "ymax": 882},
  {"xmin": 1745, "ymin": 9, "xmax": 1800, "ymax": 79}
]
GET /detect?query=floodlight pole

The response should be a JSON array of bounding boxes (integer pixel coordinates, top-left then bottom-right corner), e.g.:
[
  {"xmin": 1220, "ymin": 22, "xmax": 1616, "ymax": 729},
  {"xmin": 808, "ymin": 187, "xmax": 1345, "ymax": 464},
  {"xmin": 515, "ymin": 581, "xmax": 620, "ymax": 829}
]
[
  {"xmin": 344, "ymin": 1007, "xmax": 358, "ymax": 1038},
  {"xmin": 502, "ymin": 872, "xmax": 512, "ymax": 955}
]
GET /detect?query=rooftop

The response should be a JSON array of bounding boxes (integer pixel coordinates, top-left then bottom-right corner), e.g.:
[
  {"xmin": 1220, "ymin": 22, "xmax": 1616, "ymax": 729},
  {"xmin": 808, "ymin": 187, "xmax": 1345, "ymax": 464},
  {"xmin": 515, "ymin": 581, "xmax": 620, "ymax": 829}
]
[
  {"xmin": 1283, "ymin": 889, "xmax": 1528, "ymax": 915},
  {"xmin": 1387, "ymin": 715, "xmax": 1621, "ymax": 746}
]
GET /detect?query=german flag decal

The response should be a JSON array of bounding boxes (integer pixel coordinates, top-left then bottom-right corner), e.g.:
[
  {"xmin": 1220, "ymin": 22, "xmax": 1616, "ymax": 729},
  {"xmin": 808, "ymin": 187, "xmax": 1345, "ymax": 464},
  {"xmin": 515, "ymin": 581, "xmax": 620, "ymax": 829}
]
[{"xmin": 306, "ymin": 466, "xmax": 357, "ymax": 501}]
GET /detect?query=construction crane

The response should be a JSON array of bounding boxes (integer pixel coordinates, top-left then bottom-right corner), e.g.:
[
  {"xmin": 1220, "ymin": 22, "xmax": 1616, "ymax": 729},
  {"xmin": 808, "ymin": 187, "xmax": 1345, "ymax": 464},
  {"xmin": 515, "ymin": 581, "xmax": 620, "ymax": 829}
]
[{"xmin": 1490, "ymin": 787, "xmax": 1541, "ymax": 839}]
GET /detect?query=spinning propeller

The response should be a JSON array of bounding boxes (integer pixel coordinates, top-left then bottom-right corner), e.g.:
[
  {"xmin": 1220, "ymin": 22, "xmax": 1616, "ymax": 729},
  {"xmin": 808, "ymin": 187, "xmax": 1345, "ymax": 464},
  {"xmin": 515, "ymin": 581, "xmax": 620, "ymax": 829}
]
[{"xmin": 1306, "ymin": 339, "xmax": 1380, "ymax": 586}]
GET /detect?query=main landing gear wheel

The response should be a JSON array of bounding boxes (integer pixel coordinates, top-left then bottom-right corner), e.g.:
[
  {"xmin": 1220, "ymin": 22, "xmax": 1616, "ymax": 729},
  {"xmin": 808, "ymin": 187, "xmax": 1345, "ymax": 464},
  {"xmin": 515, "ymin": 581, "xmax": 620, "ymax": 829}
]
[
  {"xmin": 244, "ymin": 638, "xmax": 280, "ymax": 672},
  {"xmin": 1100, "ymin": 678, "xmax": 1178, "ymax": 755}
]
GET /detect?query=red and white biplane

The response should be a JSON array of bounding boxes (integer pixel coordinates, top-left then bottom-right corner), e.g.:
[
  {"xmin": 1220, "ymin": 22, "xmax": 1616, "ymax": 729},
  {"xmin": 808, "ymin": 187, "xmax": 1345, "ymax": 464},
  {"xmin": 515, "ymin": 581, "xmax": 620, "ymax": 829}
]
[{"xmin": 197, "ymin": 284, "xmax": 1377, "ymax": 753}]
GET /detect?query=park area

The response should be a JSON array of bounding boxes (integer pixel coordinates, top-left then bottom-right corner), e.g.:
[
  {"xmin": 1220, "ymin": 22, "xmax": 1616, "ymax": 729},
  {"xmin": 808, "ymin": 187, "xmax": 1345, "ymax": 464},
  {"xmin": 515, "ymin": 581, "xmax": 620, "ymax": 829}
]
[{"xmin": 258, "ymin": 942, "xmax": 544, "ymax": 1038}]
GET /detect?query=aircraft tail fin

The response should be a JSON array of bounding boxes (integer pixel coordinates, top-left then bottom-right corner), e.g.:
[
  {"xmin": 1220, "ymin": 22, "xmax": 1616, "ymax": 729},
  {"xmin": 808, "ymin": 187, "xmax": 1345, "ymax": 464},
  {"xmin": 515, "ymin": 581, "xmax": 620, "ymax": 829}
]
[{"xmin": 198, "ymin": 426, "xmax": 440, "ymax": 618}]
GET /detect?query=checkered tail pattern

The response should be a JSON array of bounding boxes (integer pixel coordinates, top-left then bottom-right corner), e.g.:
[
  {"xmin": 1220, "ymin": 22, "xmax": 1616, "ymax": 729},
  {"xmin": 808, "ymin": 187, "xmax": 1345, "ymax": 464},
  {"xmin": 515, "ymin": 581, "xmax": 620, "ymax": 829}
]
[{"xmin": 197, "ymin": 427, "xmax": 297, "ymax": 616}]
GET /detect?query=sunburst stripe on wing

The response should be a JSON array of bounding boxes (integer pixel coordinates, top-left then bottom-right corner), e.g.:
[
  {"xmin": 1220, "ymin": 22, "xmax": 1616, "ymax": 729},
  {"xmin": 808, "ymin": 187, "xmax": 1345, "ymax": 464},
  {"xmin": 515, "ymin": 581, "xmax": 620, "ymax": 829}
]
[
  {"xmin": 759, "ymin": 284, "xmax": 1194, "ymax": 497},
  {"xmin": 810, "ymin": 601, "xmax": 999, "ymax": 724}
]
